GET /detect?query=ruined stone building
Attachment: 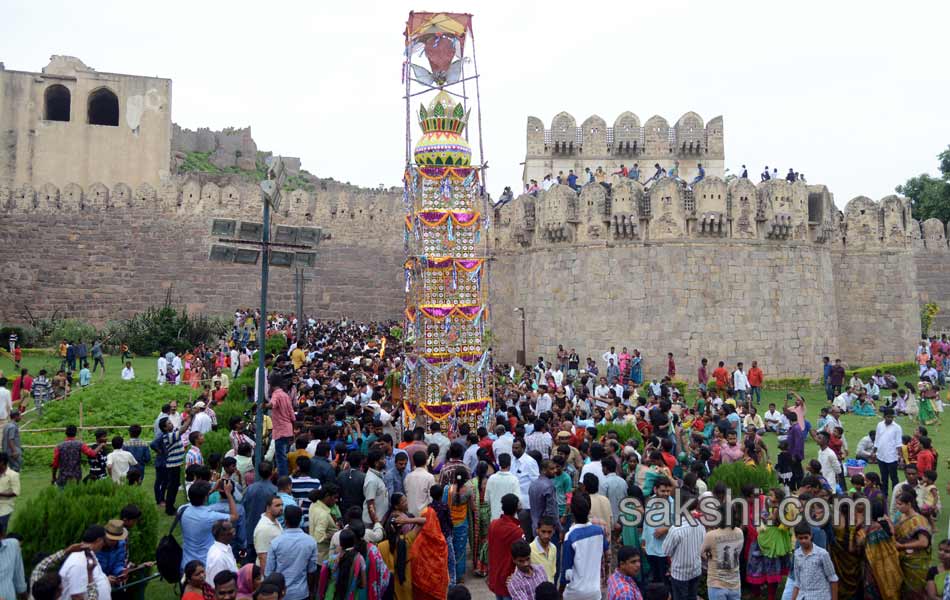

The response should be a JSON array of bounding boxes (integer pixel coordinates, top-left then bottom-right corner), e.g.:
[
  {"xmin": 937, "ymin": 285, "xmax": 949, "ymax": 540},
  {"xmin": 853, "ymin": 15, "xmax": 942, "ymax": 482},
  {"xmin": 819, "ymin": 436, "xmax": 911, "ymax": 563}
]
[
  {"xmin": 1, "ymin": 57, "xmax": 948, "ymax": 378},
  {"xmin": 0, "ymin": 57, "xmax": 405, "ymax": 324}
]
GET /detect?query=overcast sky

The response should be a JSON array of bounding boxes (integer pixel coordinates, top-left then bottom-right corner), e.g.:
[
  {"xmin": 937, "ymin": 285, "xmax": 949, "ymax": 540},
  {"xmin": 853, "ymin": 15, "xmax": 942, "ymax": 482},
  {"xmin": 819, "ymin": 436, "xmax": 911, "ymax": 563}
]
[{"xmin": 4, "ymin": 1, "xmax": 949, "ymax": 206}]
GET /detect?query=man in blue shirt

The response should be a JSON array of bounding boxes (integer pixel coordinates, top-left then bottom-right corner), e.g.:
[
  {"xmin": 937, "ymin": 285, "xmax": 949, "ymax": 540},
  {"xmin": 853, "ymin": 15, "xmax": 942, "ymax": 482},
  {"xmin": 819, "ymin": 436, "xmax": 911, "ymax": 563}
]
[
  {"xmin": 96, "ymin": 520, "xmax": 129, "ymax": 584},
  {"xmin": 179, "ymin": 480, "xmax": 238, "ymax": 572},
  {"xmin": 265, "ymin": 505, "xmax": 318, "ymax": 600}
]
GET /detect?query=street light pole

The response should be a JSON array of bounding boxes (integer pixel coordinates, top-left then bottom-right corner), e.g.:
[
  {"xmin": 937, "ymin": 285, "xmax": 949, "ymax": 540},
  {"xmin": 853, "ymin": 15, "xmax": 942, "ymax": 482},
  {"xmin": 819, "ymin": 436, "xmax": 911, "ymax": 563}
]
[{"xmin": 254, "ymin": 196, "xmax": 270, "ymax": 467}]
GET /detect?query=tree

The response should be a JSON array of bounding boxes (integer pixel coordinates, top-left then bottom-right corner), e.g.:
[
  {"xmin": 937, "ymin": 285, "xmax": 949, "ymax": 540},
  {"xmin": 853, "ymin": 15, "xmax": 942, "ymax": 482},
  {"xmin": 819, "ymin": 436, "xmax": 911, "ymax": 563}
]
[{"xmin": 897, "ymin": 146, "xmax": 950, "ymax": 222}]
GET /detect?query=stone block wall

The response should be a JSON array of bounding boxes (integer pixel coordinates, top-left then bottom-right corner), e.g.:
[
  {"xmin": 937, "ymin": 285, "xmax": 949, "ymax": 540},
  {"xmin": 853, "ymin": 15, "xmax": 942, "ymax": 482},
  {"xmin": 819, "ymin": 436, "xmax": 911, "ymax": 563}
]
[
  {"xmin": 0, "ymin": 175, "xmax": 406, "ymax": 325},
  {"xmin": 491, "ymin": 242, "xmax": 841, "ymax": 379},
  {"xmin": 490, "ymin": 181, "xmax": 923, "ymax": 377},
  {"xmin": 915, "ymin": 218, "xmax": 950, "ymax": 334}
]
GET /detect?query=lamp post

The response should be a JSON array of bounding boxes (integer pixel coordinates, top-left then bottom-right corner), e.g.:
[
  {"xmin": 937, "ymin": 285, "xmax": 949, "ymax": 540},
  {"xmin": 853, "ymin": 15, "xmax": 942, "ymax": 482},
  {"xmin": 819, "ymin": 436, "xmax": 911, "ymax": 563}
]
[
  {"xmin": 208, "ymin": 157, "xmax": 321, "ymax": 466},
  {"xmin": 514, "ymin": 307, "xmax": 526, "ymax": 368}
]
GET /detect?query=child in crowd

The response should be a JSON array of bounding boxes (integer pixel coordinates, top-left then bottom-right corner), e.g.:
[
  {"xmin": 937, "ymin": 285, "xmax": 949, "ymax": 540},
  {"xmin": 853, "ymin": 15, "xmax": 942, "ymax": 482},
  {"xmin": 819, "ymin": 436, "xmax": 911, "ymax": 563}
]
[{"xmin": 920, "ymin": 470, "xmax": 941, "ymax": 527}]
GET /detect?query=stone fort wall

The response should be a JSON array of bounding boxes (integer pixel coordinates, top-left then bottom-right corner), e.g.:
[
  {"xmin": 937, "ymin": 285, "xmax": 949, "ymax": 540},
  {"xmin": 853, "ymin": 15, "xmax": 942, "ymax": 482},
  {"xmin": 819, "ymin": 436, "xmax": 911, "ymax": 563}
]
[
  {"xmin": 0, "ymin": 175, "xmax": 406, "ymax": 325},
  {"xmin": 490, "ymin": 176, "xmax": 926, "ymax": 378}
]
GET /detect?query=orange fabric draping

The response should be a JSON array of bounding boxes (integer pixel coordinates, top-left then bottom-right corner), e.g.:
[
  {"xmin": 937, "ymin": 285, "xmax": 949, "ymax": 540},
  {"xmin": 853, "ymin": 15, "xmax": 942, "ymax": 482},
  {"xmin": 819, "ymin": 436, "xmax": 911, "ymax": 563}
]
[{"xmin": 410, "ymin": 507, "xmax": 450, "ymax": 600}]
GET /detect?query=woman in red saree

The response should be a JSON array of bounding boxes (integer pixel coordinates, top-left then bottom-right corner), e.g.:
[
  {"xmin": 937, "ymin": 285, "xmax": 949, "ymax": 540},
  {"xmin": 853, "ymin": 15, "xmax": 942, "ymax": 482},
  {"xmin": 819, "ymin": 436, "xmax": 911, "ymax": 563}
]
[{"xmin": 410, "ymin": 505, "xmax": 449, "ymax": 600}]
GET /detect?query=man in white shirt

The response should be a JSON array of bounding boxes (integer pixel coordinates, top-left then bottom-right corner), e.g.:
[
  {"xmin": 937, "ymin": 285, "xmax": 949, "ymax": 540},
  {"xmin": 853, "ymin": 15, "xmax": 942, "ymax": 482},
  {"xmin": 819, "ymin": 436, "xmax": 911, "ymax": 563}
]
[
  {"xmin": 484, "ymin": 453, "xmax": 521, "ymax": 521},
  {"xmin": 59, "ymin": 525, "xmax": 112, "ymax": 600},
  {"xmin": 190, "ymin": 402, "xmax": 214, "ymax": 435},
  {"xmin": 492, "ymin": 425, "xmax": 514, "ymax": 461},
  {"xmin": 106, "ymin": 437, "xmax": 138, "ymax": 484},
  {"xmin": 732, "ymin": 362, "xmax": 749, "ymax": 405},
  {"xmin": 855, "ymin": 430, "xmax": 876, "ymax": 461},
  {"xmin": 511, "ymin": 439, "xmax": 539, "ymax": 509},
  {"xmin": 874, "ymin": 408, "xmax": 903, "ymax": 492},
  {"xmin": 120, "ymin": 362, "xmax": 135, "ymax": 381},
  {"xmin": 580, "ymin": 444, "xmax": 608, "ymax": 492},
  {"xmin": 550, "ymin": 366, "xmax": 564, "ymax": 388},
  {"xmin": 602, "ymin": 347, "xmax": 619, "ymax": 370},
  {"xmin": 593, "ymin": 377, "xmax": 611, "ymax": 400},
  {"xmin": 253, "ymin": 495, "xmax": 284, "ymax": 570},
  {"xmin": 0, "ymin": 379, "xmax": 11, "ymax": 425},
  {"xmin": 536, "ymin": 386, "xmax": 553, "ymax": 414},
  {"xmin": 822, "ymin": 407, "xmax": 844, "ymax": 436},
  {"xmin": 404, "ymin": 451, "xmax": 435, "ymax": 516},
  {"xmin": 763, "ymin": 403, "xmax": 785, "ymax": 433},
  {"xmin": 832, "ymin": 388, "xmax": 855, "ymax": 413},
  {"xmin": 230, "ymin": 347, "xmax": 241, "ymax": 377},
  {"xmin": 171, "ymin": 353, "xmax": 183, "ymax": 385},
  {"xmin": 157, "ymin": 355, "xmax": 167, "ymax": 385},
  {"xmin": 205, "ymin": 520, "xmax": 238, "ymax": 583},
  {"xmin": 815, "ymin": 431, "xmax": 842, "ymax": 491}
]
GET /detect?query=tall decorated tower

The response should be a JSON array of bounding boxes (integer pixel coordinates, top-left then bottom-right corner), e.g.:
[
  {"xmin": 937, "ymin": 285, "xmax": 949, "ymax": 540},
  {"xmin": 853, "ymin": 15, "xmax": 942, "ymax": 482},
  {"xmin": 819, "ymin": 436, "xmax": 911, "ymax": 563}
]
[{"xmin": 401, "ymin": 12, "xmax": 491, "ymax": 429}]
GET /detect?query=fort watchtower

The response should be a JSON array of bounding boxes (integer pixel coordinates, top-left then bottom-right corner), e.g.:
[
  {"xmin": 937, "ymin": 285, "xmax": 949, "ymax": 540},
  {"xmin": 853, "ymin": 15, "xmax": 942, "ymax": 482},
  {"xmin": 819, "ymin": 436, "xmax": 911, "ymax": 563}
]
[
  {"xmin": 0, "ymin": 56, "xmax": 171, "ymax": 190},
  {"xmin": 524, "ymin": 111, "xmax": 724, "ymax": 187}
]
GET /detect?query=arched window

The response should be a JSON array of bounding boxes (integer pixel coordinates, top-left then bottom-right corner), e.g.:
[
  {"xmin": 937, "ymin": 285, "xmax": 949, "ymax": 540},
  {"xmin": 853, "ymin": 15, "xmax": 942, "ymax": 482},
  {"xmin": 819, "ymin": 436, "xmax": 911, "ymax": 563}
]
[
  {"xmin": 87, "ymin": 88, "xmax": 119, "ymax": 126},
  {"xmin": 44, "ymin": 85, "xmax": 71, "ymax": 121}
]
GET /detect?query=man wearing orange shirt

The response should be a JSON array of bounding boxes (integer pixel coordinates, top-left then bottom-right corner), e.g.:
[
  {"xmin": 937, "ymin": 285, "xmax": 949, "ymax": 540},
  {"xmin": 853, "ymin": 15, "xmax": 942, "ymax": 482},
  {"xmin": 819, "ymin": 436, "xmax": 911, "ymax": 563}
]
[
  {"xmin": 748, "ymin": 360, "xmax": 764, "ymax": 406},
  {"xmin": 712, "ymin": 361, "xmax": 730, "ymax": 393}
]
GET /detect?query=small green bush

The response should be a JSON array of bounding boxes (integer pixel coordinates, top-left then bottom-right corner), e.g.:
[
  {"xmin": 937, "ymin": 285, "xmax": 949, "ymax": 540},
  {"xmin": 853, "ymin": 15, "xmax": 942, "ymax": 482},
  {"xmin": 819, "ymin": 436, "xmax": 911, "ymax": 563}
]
[
  {"xmin": 761, "ymin": 377, "xmax": 810, "ymax": 391},
  {"xmin": 849, "ymin": 361, "xmax": 917, "ymax": 382},
  {"xmin": 671, "ymin": 380, "xmax": 688, "ymax": 397},
  {"xmin": 49, "ymin": 319, "xmax": 101, "ymax": 346},
  {"xmin": 708, "ymin": 461, "xmax": 780, "ymax": 496},
  {"xmin": 13, "ymin": 479, "xmax": 159, "ymax": 568},
  {"xmin": 203, "ymin": 428, "xmax": 233, "ymax": 459},
  {"xmin": 226, "ymin": 366, "xmax": 256, "ymax": 405},
  {"xmin": 265, "ymin": 333, "xmax": 288, "ymax": 355},
  {"xmin": 105, "ymin": 297, "xmax": 229, "ymax": 356},
  {"xmin": 596, "ymin": 422, "xmax": 643, "ymax": 452}
]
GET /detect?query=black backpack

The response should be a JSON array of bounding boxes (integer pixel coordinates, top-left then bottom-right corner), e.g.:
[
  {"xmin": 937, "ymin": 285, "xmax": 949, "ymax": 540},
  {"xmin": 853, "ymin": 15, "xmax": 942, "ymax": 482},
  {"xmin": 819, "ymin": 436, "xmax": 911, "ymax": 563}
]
[{"xmin": 155, "ymin": 507, "xmax": 186, "ymax": 583}]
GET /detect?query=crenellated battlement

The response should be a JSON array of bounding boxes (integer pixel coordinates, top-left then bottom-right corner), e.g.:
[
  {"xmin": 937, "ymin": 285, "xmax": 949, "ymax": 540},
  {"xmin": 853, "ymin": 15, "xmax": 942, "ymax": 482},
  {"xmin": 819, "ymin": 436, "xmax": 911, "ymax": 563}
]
[
  {"xmin": 524, "ymin": 111, "xmax": 725, "ymax": 186},
  {"xmin": 493, "ymin": 176, "xmax": 944, "ymax": 251},
  {"xmin": 0, "ymin": 175, "xmax": 405, "ymax": 234}
]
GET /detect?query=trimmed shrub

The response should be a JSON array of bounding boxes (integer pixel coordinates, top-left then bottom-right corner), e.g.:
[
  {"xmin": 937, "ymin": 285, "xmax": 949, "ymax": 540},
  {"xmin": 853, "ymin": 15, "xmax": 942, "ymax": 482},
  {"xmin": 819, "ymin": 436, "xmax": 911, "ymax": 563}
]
[
  {"xmin": 671, "ymin": 380, "xmax": 688, "ymax": 397},
  {"xmin": 265, "ymin": 333, "xmax": 288, "ymax": 355},
  {"xmin": 596, "ymin": 422, "xmax": 643, "ymax": 452},
  {"xmin": 13, "ymin": 479, "xmax": 159, "ymax": 568},
  {"xmin": 203, "ymin": 428, "xmax": 233, "ymax": 460},
  {"xmin": 849, "ymin": 361, "xmax": 917, "ymax": 382},
  {"xmin": 761, "ymin": 377, "xmax": 810, "ymax": 391},
  {"xmin": 708, "ymin": 461, "xmax": 780, "ymax": 496}
]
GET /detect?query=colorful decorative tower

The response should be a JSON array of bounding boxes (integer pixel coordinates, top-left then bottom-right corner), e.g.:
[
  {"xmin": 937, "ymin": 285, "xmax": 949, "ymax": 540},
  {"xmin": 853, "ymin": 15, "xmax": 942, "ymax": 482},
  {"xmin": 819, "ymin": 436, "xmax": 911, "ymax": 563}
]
[{"xmin": 402, "ymin": 12, "xmax": 490, "ymax": 428}]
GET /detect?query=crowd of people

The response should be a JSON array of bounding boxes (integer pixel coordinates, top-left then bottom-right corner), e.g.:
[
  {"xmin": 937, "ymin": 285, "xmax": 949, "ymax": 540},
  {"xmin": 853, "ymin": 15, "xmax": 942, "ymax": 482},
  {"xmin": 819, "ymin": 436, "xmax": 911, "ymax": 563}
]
[
  {"xmin": 3, "ymin": 318, "xmax": 950, "ymax": 600},
  {"xmin": 520, "ymin": 162, "xmax": 808, "ymax": 200}
]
